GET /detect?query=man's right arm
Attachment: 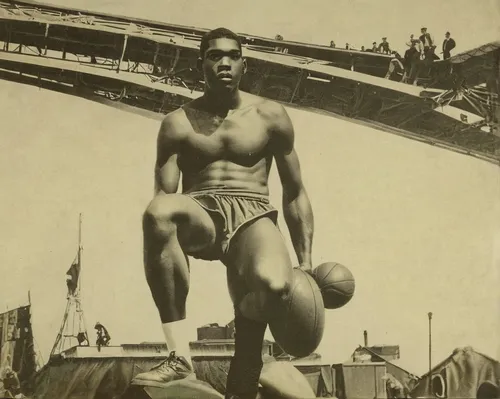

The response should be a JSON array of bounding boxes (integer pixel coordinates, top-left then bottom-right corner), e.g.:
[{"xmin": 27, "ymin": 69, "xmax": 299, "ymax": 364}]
[{"xmin": 154, "ymin": 114, "xmax": 183, "ymax": 195}]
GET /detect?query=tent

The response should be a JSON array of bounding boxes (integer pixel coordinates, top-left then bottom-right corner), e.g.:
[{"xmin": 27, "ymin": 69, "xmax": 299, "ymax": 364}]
[{"xmin": 411, "ymin": 347, "xmax": 500, "ymax": 399}]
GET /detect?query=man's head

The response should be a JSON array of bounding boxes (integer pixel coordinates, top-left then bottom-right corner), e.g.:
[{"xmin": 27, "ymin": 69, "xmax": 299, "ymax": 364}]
[
  {"xmin": 198, "ymin": 27, "xmax": 246, "ymax": 93},
  {"xmin": 445, "ymin": 31, "xmax": 451, "ymax": 38},
  {"xmin": 421, "ymin": 27, "xmax": 427, "ymax": 34},
  {"xmin": 382, "ymin": 37, "xmax": 387, "ymax": 42}
]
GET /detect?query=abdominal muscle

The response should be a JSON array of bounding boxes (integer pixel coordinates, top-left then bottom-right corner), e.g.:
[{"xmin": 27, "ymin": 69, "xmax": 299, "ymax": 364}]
[{"xmin": 181, "ymin": 158, "xmax": 272, "ymax": 196}]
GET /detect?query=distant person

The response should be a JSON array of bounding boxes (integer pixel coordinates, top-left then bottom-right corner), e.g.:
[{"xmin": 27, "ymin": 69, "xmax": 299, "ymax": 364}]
[
  {"xmin": 330, "ymin": 40, "xmax": 336, "ymax": 48},
  {"xmin": 378, "ymin": 37, "xmax": 391, "ymax": 54},
  {"xmin": 274, "ymin": 34, "xmax": 288, "ymax": 54},
  {"xmin": 415, "ymin": 38, "xmax": 424, "ymax": 56},
  {"xmin": 402, "ymin": 40, "xmax": 421, "ymax": 84},
  {"xmin": 442, "ymin": 31, "xmax": 456, "ymax": 60},
  {"xmin": 2, "ymin": 367, "xmax": 21, "ymax": 398},
  {"xmin": 95, "ymin": 322, "xmax": 111, "ymax": 348},
  {"xmin": 361, "ymin": 46, "xmax": 365, "ymax": 51},
  {"xmin": 345, "ymin": 43, "xmax": 350, "ymax": 50},
  {"xmin": 419, "ymin": 27, "xmax": 436, "ymax": 61},
  {"xmin": 371, "ymin": 41, "xmax": 378, "ymax": 52},
  {"xmin": 383, "ymin": 373, "xmax": 406, "ymax": 399},
  {"xmin": 385, "ymin": 51, "xmax": 404, "ymax": 79},
  {"xmin": 406, "ymin": 34, "xmax": 415, "ymax": 47}
]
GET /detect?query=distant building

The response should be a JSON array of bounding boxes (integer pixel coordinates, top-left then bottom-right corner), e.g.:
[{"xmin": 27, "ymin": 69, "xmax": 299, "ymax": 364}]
[
  {"xmin": 353, "ymin": 345, "xmax": 400, "ymax": 362},
  {"xmin": 196, "ymin": 321, "xmax": 234, "ymax": 340},
  {"xmin": 341, "ymin": 345, "xmax": 418, "ymax": 399}
]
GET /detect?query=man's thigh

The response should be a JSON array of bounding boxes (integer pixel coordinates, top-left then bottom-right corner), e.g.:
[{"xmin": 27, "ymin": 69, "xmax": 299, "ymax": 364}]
[
  {"xmin": 144, "ymin": 193, "xmax": 217, "ymax": 253},
  {"xmin": 224, "ymin": 217, "xmax": 293, "ymax": 304}
]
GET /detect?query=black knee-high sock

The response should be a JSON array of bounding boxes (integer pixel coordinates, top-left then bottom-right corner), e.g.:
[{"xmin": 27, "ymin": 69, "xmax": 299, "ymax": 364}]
[{"xmin": 225, "ymin": 314, "xmax": 267, "ymax": 399}]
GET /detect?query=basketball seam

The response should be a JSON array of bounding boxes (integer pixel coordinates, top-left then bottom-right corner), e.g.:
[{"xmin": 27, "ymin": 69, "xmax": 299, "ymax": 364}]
[
  {"xmin": 319, "ymin": 263, "xmax": 338, "ymax": 284},
  {"xmin": 305, "ymin": 272, "xmax": 319, "ymax": 342}
]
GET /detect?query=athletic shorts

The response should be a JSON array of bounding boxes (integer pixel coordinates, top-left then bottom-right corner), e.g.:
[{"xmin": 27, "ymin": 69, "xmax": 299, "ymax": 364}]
[{"xmin": 183, "ymin": 188, "xmax": 278, "ymax": 261}]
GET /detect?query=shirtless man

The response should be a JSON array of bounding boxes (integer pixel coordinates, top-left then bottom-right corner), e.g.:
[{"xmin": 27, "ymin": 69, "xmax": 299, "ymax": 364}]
[{"xmin": 132, "ymin": 28, "xmax": 314, "ymax": 399}]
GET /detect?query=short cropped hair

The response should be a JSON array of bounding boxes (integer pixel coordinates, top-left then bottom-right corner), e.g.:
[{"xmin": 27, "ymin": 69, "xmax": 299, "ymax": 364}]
[{"xmin": 199, "ymin": 27, "xmax": 242, "ymax": 58}]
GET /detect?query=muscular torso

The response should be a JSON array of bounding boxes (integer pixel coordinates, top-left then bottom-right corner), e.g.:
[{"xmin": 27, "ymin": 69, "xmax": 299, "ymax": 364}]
[{"xmin": 163, "ymin": 94, "xmax": 288, "ymax": 196}]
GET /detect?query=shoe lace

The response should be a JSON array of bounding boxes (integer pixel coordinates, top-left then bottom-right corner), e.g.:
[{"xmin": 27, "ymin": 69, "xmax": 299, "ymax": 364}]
[{"xmin": 153, "ymin": 351, "xmax": 181, "ymax": 371}]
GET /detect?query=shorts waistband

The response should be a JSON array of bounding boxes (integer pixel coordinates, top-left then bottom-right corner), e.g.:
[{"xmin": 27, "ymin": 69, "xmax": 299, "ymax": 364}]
[{"xmin": 184, "ymin": 187, "xmax": 270, "ymax": 202}]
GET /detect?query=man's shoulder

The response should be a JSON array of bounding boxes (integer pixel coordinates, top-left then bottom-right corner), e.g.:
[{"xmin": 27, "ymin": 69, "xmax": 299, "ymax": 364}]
[
  {"xmin": 251, "ymin": 96, "xmax": 288, "ymax": 120},
  {"xmin": 159, "ymin": 107, "xmax": 191, "ymax": 139},
  {"xmin": 162, "ymin": 107, "xmax": 188, "ymax": 124},
  {"xmin": 251, "ymin": 97, "xmax": 294, "ymax": 148}
]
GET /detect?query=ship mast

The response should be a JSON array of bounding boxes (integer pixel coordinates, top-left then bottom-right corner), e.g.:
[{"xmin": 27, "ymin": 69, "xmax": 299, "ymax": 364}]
[{"xmin": 50, "ymin": 213, "xmax": 90, "ymax": 357}]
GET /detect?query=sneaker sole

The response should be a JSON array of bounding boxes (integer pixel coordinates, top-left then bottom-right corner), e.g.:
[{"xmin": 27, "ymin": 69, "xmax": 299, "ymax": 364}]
[{"xmin": 130, "ymin": 373, "xmax": 197, "ymax": 388}]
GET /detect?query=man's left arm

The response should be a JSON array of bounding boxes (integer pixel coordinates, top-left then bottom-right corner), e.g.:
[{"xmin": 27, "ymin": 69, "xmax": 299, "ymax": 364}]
[{"xmin": 272, "ymin": 104, "xmax": 314, "ymax": 272}]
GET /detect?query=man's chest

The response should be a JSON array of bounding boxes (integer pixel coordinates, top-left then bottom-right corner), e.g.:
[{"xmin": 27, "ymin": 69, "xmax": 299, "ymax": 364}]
[{"xmin": 183, "ymin": 107, "xmax": 272, "ymax": 157}]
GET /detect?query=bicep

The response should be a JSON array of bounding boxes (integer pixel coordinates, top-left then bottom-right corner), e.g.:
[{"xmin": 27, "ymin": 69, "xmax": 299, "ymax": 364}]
[
  {"xmin": 155, "ymin": 118, "xmax": 181, "ymax": 194},
  {"xmin": 155, "ymin": 154, "xmax": 180, "ymax": 194}
]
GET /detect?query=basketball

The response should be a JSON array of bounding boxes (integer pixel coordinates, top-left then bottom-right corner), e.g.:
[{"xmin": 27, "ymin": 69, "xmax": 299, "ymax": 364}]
[
  {"xmin": 313, "ymin": 262, "xmax": 355, "ymax": 309},
  {"xmin": 269, "ymin": 268, "xmax": 325, "ymax": 358}
]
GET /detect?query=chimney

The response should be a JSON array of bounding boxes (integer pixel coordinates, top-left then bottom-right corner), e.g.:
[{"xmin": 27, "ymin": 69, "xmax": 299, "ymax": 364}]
[{"xmin": 363, "ymin": 330, "xmax": 368, "ymax": 347}]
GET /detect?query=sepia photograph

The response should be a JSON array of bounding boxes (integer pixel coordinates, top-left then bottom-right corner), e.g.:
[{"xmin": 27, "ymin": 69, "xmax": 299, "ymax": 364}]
[{"xmin": 0, "ymin": 0, "xmax": 499, "ymax": 398}]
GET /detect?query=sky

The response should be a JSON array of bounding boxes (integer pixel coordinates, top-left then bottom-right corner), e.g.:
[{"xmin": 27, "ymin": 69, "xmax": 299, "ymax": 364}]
[{"xmin": 0, "ymin": 0, "xmax": 499, "ymax": 377}]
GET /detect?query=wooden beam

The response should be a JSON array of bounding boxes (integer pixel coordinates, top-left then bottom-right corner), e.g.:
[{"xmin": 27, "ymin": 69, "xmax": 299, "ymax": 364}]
[
  {"xmin": 153, "ymin": 42, "xmax": 160, "ymax": 73},
  {"xmin": 117, "ymin": 34, "xmax": 128, "ymax": 73},
  {"xmin": 170, "ymin": 47, "xmax": 181, "ymax": 74},
  {"xmin": 290, "ymin": 69, "xmax": 305, "ymax": 103},
  {"xmin": 43, "ymin": 23, "xmax": 50, "ymax": 55},
  {"xmin": 250, "ymin": 65, "xmax": 271, "ymax": 96}
]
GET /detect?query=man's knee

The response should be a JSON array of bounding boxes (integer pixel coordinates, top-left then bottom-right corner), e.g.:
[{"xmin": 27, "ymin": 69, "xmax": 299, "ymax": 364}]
[
  {"xmin": 143, "ymin": 196, "xmax": 178, "ymax": 236},
  {"xmin": 255, "ymin": 264, "xmax": 293, "ymax": 299}
]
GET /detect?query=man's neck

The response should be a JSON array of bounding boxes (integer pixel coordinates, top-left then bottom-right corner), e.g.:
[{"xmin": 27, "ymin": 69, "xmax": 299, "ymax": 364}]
[{"xmin": 202, "ymin": 89, "xmax": 242, "ymax": 115}]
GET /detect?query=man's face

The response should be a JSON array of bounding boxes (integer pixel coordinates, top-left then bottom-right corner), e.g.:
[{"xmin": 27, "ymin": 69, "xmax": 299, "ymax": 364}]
[
  {"xmin": 421, "ymin": 29, "xmax": 426, "ymax": 34},
  {"xmin": 200, "ymin": 38, "xmax": 245, "ymax": 92},
  {"xmin": 445, "ymin": 33, "xmax": 450, "ymax": 38}
]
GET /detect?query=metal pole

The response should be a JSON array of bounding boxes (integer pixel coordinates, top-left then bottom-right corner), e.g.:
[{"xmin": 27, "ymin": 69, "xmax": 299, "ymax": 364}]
[
  {"xmin": 428, "ymin": 312, "xmax": 433, "ymax": 372},
  {"xmin": 78, "ymin": 213, "xmax": 82, "ymax": 253},
  {"xmin": 428, "ymin": 312, "xmax": 433, "ymax": 396}
]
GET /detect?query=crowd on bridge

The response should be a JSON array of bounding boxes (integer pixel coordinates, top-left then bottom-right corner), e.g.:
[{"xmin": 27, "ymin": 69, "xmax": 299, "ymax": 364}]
[
  {"xmin": 331, "ymin": 27, "xmax": 457, "ymax": 85},
  {"xmin": 275, "ymin": 27, "xmax": 457, "ymax": 86}
]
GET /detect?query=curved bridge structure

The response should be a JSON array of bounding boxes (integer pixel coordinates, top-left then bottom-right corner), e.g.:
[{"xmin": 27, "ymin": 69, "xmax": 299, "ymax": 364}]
[{"xmin": 0, "ymin": 0, "xmax": 499, "ymax": 163}]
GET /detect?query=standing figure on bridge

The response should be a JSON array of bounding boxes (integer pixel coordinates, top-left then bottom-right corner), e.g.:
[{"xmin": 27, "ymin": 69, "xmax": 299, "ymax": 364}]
[
  {"xmin": 442, "ymin": 32, "xmax": 456, "ymax": 60},
  {"xmin": 419, "ymin": 27, "xmax": 436, "ymax": 61},
  {"xmin": 131, "ymin": 27, "xmax": 315, "ymax": 399},
  {"xmin": 378, "ymin": 37, "xmax": 391, "ymax": 54}
]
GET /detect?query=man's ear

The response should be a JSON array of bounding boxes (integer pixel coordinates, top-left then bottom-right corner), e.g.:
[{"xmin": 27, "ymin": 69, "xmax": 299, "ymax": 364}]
[{"xmin": 243, "ymin": 58, "xmax": 248, "ymax": 74}]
